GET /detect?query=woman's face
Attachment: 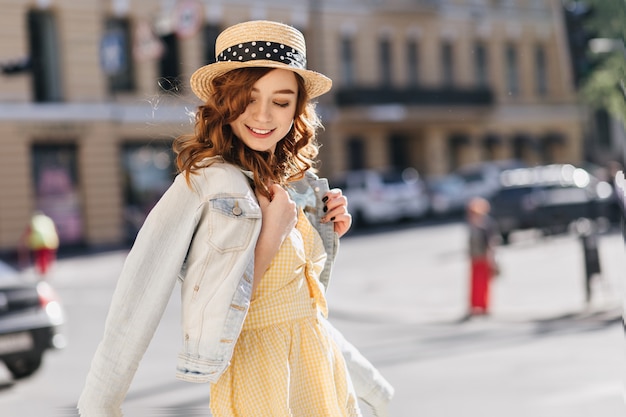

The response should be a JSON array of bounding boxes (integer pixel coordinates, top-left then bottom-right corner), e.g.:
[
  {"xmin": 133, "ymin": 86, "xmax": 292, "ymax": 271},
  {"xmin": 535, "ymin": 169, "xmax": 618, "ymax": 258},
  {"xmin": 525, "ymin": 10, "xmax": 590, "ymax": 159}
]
[{"xmin": 229, "ymin": 68, "xmax": 299, "ymax": 153}]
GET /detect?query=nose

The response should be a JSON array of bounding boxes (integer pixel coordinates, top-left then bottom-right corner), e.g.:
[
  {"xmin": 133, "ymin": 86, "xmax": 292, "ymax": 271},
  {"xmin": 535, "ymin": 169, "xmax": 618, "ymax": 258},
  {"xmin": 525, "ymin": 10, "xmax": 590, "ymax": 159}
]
[{"xmin": 252, "ymin": 100, "xmax": 271, "ymax": 122}]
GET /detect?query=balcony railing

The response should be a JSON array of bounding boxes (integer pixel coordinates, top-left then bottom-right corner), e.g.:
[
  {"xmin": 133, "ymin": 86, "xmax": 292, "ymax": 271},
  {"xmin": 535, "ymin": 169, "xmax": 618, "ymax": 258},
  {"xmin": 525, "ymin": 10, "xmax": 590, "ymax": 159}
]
[{"xmin": 334, "ymin": 86, "xmax": 494, "ymax": 107}]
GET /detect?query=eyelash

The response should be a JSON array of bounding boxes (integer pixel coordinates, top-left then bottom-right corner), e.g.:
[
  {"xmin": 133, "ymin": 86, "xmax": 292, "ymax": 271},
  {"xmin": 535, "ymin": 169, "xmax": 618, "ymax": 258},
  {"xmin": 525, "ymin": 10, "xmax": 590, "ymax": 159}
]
[{"xmin": 248, "ymin": 99, "xmax": 290, "ymax": 108}]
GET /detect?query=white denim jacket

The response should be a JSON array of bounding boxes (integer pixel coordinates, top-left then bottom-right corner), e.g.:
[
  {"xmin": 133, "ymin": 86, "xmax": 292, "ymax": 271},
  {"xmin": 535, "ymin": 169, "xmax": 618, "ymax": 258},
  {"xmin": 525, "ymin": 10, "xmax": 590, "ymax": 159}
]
[{"xmin": 78, "ymin": 157, "xmax": 393, "ymax": 415}]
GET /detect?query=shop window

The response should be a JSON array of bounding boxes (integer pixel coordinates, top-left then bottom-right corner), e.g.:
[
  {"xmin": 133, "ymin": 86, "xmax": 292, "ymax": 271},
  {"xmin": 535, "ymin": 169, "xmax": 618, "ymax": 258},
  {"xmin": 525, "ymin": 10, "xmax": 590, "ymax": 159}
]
[
  {"xmin": 474, "ymin": 42, "xmax": 489, "ymax": 88},
  {"xmin": 27, "ymin": 9, "xmax": 63, "ymax": 102},
  {"xmin": 512, "ymin": 134, "xmax": 536, "ymax": 160},
  {"xmin": 483, "ymin": 134, "xmax": 500, "ymax": 160},
  {"xmin": 158, "ymin": 33, "xmax": 181, "ymax": 92},
  {"xmin": 347, "ymin": 138, "xmax": 366, "ymax": 170},
  {"xmin": 389, "ymin": 134, "xmax": 410, "ymax": 171},
  {"xmin": 448, "ymin": 134, "xmax": 469, "ymax": 169},
  {"xmin": 340, "ymin": 36, "xmax": 355, "ymax": 86},
  {"xmin": 203, "ymin": 23, "xmax": 221, "ymax": 64},
  {"xmin": 32, "ymin": 144, "xmax": 83, "ymax": 246},
  {"xmin": 122, "ymin": 143, "xmax": 175, "ymax": 242},
  {"xmin": 379, "ymin": 36, "xmax": 392, "ymax": 86}
]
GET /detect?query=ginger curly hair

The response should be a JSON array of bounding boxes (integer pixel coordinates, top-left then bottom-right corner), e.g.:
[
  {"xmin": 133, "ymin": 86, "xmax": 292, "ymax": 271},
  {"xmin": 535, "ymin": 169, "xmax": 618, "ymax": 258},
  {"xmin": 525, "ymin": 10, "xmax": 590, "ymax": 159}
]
[{"xmin": 173, "ymin": 67, "xmax": 323, "ymax": 199}]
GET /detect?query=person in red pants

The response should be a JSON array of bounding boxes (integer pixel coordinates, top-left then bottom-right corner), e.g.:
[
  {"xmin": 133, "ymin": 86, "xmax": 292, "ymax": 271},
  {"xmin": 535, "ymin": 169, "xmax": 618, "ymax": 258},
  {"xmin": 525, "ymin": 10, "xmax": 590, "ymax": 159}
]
[
  {"xmin": 22, "ymin": 211, "xmax": 59, "ymax": 278},
  {"xmin": 466, "ymin": 197, "xmax": 498, "ymax": 317}
]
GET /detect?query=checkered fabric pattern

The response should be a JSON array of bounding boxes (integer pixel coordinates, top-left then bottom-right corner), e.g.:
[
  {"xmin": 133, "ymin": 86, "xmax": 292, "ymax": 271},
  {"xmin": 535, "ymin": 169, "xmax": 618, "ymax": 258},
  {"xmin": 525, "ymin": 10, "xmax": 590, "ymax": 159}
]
[{"xmin": 210, "ymin": 209, "xmax": 361, "ymax": 417}]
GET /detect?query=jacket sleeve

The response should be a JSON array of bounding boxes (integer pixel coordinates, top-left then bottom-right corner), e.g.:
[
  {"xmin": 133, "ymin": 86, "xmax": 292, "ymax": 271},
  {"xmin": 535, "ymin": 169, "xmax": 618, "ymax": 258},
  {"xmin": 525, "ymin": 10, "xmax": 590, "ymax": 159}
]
[
  {"xmin": 321, "ymin": 318, "xmax": 395, "ymax": 417},
  {"xmin": 77, "ymin": 174, "xmax": 203, "ymax": 415}
]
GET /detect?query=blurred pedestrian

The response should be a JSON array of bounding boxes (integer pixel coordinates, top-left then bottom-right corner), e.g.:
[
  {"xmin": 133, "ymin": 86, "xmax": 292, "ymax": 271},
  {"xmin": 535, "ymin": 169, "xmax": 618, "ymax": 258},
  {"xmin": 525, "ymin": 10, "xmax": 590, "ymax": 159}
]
[
  {"xmin": 574, "ymin": 218, "xmax": 601, "ymax": 305},
  {"xmin": 465, "ymin": 197, "xmax": 499, "ymax": 318},
  {"xmin": 20, "ymin": 210, "xmax": 59, "ymax": 278},
  {"xmin": 78, "ymin": 20, "xmax": 393, "ymax": 417},
  {"xmin": 606, "ymin": 160, "xmax": 624, "ymax": 226},
  {"xmin": 614, "ymin": 169, "xmax": 626, "ymax": 242}
]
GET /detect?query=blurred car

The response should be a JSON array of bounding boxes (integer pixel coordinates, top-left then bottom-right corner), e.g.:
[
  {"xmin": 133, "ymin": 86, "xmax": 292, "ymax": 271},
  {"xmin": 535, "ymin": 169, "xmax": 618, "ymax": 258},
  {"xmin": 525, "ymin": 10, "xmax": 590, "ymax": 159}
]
[
  {"xmin": 332, "ymin": 168, "xmax": 429, "ymax": 226},
  {"xmin": 426, "ymin": 174, "xmax": 468, "ymax": 218},
  {"xmin": 489, "ymin": 164, "xmax": 614, "ymax": 243},
  {"xmin": 0, "ymin": 260, "xmax": 65, "ymax": 380},
  {"xmin": 455, "ymin": 159, "xmax": 526, "ymax": 201}
]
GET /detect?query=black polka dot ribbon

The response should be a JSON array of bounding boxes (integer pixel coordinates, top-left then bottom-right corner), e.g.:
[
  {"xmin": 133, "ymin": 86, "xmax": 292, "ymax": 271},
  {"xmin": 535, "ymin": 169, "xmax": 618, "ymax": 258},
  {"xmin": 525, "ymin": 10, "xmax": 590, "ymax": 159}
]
[{"xmin": 217, "ymin": 41, "xmax": 307, "ymax": 69}]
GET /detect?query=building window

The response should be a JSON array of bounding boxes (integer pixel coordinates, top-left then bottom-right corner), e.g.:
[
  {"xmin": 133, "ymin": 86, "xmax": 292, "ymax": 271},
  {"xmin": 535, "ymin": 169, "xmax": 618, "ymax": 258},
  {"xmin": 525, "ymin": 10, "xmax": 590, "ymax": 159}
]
[
  {"xmin": 347, "ymin": 137, "xmax": 366, "ymax": 170},
  {"xmin": 32, "ymin": 144, "xmax": 83, "ymax": 246},
  {"xmin": 505, "ymin": 43, "xmax": 519, "ymax": 96},
  {"xmin": 483, "ymin": 134, "xmax": 500, "ymax": 160},
  {"xmin": 534, "ymin": 44, "xmax": 548, "ymax": 96},
  {"xmin": 159, "ymin": 33, "xmax": 181, "ymax": 92},
  {"xmin": 594, "ymin": 109, "xmax": 612, "ymax": 147},
  {"xmin": 389, "ymin": 135, "xmax": 410, "ymax": 170},
  {"xmin": 379, "ymin": 36, "xmax": 392, "ymax": 86},
  {"xmin": 203, "ymin": 23, "xmax": 221, "ymax": 64},
  {"xmin": 27, "ymin": 9, "xmax": 63, "ymax": 102},
  {"xmin": 341, "ymin": 36, "xmax": 355, "ymax": 86},
  {"xmin": 474, "ymin": 42, "xmax": 489, "ymax": 88},
  {"xmin": 448, "ymin": 134, "xmax": 469, "ymax": 169},
  {"xmin": 102, "ymin": 17, "xmax": 135, "ymax": 93},
  {"xmin": 407, "ymin": 39, "xmax": 419, "ymax": 86},
  {"xmin": 441, "ymin": 41, "xmax": 454, "ymax": 86},
  {"xmin": 122, "ymin": 143, "xmax": 175, "ymax": 242},
  {"xmin": 512, "ymin": 134, "xmax": 535, "ymax": 160}
]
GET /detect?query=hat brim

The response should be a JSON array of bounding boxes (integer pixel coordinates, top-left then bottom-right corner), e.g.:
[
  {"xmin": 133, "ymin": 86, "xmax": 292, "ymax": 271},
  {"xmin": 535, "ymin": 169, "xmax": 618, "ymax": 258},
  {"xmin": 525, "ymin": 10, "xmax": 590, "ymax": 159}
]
[{"xmin": 190, "ymin": 60, "xmax": 332, "ymax": 102}]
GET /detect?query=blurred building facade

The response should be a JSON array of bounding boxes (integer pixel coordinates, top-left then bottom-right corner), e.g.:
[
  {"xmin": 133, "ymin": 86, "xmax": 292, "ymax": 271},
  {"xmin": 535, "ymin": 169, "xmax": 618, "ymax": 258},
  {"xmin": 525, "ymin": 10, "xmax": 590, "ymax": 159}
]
[{"xmin": 0, "ymin": 0, "xmax": 587, "ymax": 253}]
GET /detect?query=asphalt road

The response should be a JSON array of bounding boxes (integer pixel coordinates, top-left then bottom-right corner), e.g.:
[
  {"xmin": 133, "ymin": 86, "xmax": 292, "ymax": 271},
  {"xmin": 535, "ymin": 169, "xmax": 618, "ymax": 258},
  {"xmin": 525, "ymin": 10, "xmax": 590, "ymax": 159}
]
[{"xmin": 0, "ymin": 220, "xmax": 623, "ymax": 417}]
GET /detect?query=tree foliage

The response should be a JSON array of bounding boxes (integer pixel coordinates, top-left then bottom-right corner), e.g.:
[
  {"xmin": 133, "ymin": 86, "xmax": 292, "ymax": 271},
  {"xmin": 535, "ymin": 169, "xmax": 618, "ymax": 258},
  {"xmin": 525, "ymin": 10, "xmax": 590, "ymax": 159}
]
[{"xmin": 577, "ymin": 0, "xmax": 626, "ymax": 122}]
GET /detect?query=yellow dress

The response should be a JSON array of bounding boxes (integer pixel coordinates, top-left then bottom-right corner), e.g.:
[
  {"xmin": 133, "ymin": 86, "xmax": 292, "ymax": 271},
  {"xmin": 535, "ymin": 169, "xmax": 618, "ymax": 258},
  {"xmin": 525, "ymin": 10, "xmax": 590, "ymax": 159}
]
[{"xmin": 210, "ymin": 209, "xmax": 361, "ymax": 417}]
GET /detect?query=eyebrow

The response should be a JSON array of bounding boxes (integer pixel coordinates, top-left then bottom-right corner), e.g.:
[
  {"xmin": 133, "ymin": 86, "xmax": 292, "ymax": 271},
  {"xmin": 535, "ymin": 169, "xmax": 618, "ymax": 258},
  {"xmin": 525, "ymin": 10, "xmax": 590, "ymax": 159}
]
[{"xmin": 251, "ymin": 88, "xmax": 296, "ymax": 95}]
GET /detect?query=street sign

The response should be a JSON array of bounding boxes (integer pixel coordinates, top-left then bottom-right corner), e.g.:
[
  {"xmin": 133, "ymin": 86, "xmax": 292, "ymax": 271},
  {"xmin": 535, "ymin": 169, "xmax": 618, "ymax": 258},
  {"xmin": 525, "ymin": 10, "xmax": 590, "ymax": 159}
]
[{"xmin": 173, "ymin": 0, "xmax": 203, "ymax": 39}]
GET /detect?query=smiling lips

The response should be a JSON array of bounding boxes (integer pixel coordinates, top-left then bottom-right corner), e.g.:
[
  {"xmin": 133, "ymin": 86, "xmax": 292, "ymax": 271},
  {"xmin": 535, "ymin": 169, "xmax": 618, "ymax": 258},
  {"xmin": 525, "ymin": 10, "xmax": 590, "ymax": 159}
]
[{"xmin": 248, "ymin": 126, "xmax": 274, "ymax": 137}]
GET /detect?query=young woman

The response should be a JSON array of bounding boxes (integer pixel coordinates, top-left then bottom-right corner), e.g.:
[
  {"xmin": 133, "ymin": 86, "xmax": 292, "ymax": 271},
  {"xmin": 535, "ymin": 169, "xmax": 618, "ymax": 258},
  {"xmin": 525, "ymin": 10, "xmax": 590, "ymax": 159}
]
[{"xmin": 78, "ymin": 20, "xmax": 393, "ymax": 417}]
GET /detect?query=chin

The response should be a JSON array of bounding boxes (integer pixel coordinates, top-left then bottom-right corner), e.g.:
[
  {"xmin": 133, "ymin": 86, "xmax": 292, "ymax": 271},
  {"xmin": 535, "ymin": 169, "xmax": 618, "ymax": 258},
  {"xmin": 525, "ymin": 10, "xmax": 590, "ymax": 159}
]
[{"xmin": 247, "ymin": 144, "xmax": 274, "ymax": 153}]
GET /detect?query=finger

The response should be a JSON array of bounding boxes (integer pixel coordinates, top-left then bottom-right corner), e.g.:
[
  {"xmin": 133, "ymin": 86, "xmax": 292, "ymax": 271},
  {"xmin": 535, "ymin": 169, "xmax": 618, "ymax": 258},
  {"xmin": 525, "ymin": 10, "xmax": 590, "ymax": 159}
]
[
  {"xmin": 323, "ymin": 188, "xmax": 342, "ymax": 203},
  {"xmin": 323, "ymin": 194, "xmax": 348, "ymax": 214},
  {"xmin": 331, "ymin": 213, "xmax": 353, "ymax": 238},
  {"xmin": 255, "ymin": 190, "xmax": 270, "ymax": 207},
  {"xmin": 269, "ymin": 184, "xmax": 289, "ymax": 201},
  {"xmin": 323, "ymin": 203, "xmax": 346, "ymax": 221}
]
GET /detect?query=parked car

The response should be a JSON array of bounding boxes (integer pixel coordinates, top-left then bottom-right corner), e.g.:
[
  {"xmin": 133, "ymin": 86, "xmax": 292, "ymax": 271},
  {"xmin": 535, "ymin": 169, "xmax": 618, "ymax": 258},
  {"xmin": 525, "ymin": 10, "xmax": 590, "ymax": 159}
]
[
  {"xmin": 426, "ymin": 173, "xmax": 468, "ymax": 218},
  {"xmin": 331, "ymin": 168, "xmax": 429, "ymax": 226},
  {"xmin": 0, "ymin": 260, "xmax": 65, "ymax": 380},
  {"xmin": 455, "ymin": 159, "xmax": 526, "ymax": 201},
  {"xmin": 489, "ymin": 164, "xmax": 614, "ymax": 243}
]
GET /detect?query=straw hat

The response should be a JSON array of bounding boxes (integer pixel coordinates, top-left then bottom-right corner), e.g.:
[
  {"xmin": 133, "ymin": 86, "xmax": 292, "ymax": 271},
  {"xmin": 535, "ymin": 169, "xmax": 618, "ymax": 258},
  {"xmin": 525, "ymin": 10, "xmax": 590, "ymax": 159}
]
[{"xmin": 190, "ymin": 20, "xmax": 332, "ymax": 102}]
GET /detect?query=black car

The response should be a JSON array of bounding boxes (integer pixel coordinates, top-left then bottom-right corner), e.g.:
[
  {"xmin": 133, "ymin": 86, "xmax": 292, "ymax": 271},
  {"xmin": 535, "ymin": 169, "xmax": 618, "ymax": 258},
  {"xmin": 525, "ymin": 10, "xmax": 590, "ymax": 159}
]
[
  {"xmin": 0, "ymin": 260, "xmax": 65, "ymax": 380},
  {"xmin": 489, "ymin": 164, "xmax": 614, "ymax": 243}
]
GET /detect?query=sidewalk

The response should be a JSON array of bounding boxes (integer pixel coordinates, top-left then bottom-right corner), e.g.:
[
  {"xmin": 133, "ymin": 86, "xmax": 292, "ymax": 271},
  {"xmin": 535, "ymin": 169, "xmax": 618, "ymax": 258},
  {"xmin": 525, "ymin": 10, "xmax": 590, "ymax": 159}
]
[{"xmin": 327, "ymin": 225, "xmax": 624, "ymax": 417}]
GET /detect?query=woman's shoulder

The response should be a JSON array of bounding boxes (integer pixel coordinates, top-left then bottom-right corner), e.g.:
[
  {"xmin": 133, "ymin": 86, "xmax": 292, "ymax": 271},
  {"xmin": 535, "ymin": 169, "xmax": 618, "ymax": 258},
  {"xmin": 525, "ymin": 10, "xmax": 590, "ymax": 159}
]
[{"xmin": 186, "ymin": 157, "xmax": 252, "ymax": 194}]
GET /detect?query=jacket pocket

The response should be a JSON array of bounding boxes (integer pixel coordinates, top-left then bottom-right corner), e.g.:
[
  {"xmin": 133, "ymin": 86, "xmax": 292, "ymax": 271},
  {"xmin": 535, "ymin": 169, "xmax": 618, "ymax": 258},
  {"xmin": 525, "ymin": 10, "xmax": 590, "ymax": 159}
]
[{"xmin": 207, "ymin": 195, "xmax": 261, "ymax": 252}]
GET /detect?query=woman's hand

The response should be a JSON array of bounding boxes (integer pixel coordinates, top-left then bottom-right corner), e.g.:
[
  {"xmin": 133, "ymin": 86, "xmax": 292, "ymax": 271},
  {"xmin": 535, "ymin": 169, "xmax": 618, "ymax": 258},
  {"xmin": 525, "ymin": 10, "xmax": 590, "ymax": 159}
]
[
  {"xmin": 253, "ymin": 184, "xmax": 297, "ymax": 295},
  {"xmin": 321, "ymin": 188, "xmax": 352, "ymax": 238},
  {"xmin": 257, "ymin": 184, "xmax": 298, "ymax": 241}
]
